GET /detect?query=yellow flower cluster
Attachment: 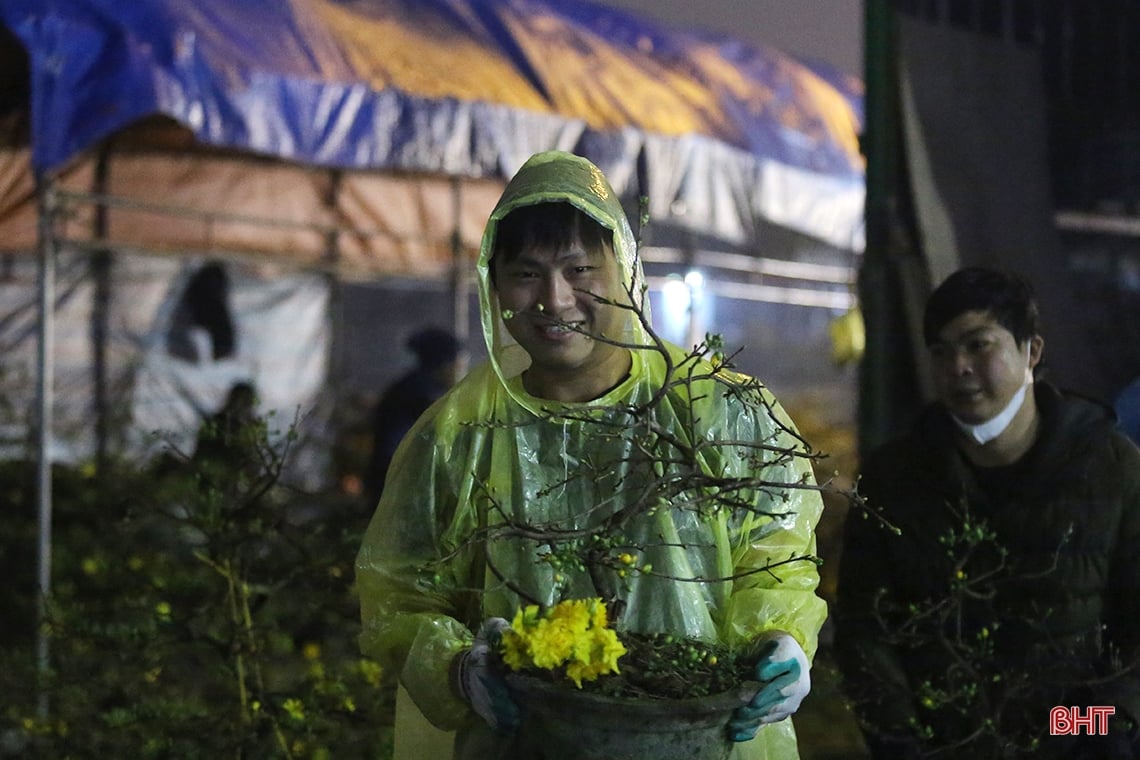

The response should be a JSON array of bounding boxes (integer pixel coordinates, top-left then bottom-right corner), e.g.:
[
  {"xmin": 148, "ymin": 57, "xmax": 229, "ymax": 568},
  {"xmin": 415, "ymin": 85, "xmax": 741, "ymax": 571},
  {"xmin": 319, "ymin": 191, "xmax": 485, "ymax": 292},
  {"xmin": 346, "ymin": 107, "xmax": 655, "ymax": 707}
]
[{"xmin": 500, "ymin": 598, "xmax": 626, "ymax": 687}]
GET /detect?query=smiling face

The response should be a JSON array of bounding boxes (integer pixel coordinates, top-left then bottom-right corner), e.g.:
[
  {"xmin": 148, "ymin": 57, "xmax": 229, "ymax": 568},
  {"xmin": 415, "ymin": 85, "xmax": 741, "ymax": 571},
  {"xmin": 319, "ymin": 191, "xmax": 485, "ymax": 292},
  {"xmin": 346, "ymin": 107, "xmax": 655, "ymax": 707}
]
[
  {"xmin": 928, "ymin": 309, "xmax": 1042, "ymax": 424},
  {"xmin": 494, "ymin": 232, "xmax": 631, "ymax": 401}
]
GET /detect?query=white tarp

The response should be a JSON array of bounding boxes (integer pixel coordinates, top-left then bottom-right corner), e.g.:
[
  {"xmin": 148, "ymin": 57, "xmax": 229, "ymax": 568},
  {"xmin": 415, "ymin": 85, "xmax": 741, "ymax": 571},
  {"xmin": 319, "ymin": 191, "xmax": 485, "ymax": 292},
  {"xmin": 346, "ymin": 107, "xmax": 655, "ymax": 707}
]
[{"xmin": 0, "ymin": 252, "xmax": 330, "ymax": 468}]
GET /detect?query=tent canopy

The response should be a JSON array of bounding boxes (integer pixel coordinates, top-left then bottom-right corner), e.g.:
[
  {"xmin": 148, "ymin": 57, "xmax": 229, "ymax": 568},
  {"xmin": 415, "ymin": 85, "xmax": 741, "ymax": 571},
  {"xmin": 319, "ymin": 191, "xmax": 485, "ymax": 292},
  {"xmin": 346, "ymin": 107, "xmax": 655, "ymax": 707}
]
[{"xmin": 1, "ymin": 0, "xmax": 865, "ymax": 257}]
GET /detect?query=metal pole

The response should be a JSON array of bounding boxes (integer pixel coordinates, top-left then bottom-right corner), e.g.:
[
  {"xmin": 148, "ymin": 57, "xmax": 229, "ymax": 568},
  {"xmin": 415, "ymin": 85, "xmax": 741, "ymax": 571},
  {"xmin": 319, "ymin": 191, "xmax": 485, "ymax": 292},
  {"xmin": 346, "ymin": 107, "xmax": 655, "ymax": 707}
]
[
  {"xmin": 35, "ymin": 178, "xmax": 57, "ymax": 719},
  {"xmin": 857, "ymin": 0, "xmax": 897, "ymax": 456},
  {"xmin": 324, "ymin": 169, "xmax": 344, "ymax": 394},
  {"xmin": 92, "ymin": 150, "xmax": 111, "ymax": 473}
]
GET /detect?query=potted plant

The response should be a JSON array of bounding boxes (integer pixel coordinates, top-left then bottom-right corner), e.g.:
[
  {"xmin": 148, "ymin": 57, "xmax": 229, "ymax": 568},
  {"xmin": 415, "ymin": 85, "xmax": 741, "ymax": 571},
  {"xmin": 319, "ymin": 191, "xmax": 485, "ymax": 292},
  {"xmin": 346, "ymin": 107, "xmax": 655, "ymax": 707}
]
[{"xmin": 463, "ymin": 329, "xmax": 832, "ymax": 760}]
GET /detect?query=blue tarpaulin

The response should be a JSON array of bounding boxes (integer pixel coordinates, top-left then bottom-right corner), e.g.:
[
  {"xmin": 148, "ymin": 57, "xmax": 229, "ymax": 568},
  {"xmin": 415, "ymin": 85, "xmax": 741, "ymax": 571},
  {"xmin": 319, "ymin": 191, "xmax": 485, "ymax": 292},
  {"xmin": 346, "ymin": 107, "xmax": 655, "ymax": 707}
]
[{"xmin": 1, "ymin": 0, "xmax": 865, "ymax": 250}]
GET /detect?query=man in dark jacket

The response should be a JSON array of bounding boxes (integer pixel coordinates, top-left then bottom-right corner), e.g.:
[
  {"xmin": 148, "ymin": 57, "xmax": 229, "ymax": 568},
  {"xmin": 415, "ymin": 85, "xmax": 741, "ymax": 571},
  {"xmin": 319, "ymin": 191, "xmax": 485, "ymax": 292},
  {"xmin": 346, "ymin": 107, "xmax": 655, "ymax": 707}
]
[
  {"xmin": 363, "ymin": 327, "xmax": 461, "ymax": 509},
  {"xmin": 836, "ymin": 267, "xmax": 1140, "ymax": 758}
]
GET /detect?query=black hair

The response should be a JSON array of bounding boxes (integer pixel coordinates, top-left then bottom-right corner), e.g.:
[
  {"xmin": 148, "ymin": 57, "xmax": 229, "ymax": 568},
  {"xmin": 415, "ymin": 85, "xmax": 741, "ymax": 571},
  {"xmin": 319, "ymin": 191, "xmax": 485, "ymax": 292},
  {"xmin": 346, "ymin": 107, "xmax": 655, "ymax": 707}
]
[
  {"xmin": 923, "ymin": 267, "xmax": 1040, "ymax": 346},
  {"xmin": 490, "ymin": 202, "xmax": 610, "ymax": 283}
]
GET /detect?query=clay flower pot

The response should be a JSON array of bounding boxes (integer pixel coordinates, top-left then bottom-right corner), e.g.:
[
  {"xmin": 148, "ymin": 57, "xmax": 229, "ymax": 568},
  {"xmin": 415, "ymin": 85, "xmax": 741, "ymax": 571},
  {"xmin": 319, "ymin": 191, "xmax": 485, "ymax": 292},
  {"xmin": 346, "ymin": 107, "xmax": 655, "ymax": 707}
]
[{"xmin": 506, "ymin": 673, "xmax": 760, "ymax": 760}]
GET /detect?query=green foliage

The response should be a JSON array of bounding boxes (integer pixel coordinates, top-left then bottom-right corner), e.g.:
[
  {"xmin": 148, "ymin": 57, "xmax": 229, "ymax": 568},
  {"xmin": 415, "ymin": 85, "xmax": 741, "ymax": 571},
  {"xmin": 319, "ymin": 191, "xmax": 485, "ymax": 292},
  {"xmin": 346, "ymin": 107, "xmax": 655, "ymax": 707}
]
[
  {"xmin": 860, "ymin": 498, "xmax": 1094, "ymax": 756},
  {"xmin": 0, "ymin": 417, "xmax": 393, "ymax": 759}
]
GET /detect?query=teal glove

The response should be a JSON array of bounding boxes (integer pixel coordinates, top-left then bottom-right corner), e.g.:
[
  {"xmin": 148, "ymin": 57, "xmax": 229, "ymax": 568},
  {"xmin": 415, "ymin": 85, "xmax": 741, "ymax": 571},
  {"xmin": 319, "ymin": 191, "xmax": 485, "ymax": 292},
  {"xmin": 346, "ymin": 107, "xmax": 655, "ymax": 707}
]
[
  {"xmin": 727, "ymin": 632, "xmax": 811, "ymax": 742},
  {"xmin": 454, "ymin": 617, "xmax": 520, "ymax": 734}
]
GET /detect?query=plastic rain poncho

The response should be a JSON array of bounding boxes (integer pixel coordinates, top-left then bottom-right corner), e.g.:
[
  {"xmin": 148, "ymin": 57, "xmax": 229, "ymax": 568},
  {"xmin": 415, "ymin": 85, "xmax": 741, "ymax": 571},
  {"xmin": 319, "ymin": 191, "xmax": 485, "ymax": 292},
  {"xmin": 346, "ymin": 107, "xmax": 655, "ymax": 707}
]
[{"xmin": 356, "ymin": 151, "xmax": 827, "ymax": 760}]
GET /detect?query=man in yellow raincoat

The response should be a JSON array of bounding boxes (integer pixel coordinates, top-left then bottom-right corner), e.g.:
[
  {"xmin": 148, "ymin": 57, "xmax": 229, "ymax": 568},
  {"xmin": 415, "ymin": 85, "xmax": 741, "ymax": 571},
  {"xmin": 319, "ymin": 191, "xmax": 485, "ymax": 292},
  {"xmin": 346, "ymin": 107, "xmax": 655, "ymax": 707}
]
[{"xmin": 356, "ymin": 150, "xmax": 827, "ymax": 759}]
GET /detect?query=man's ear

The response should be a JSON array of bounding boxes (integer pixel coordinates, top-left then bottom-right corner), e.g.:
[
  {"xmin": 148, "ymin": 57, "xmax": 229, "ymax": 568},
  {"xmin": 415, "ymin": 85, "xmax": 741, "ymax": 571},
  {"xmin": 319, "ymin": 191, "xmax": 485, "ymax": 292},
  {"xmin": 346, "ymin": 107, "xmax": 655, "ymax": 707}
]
[{"xmin": 1028, "ymin": 334, "xmax": 1044, "ymax": 370}]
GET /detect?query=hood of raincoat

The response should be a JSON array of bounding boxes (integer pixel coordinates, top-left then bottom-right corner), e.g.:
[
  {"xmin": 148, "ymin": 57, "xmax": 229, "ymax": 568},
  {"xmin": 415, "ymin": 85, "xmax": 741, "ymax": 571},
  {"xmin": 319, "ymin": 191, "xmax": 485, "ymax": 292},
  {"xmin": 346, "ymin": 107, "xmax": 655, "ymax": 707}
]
[{"xmin": 476, "ymin": 150, "xmax": 651, "ymax": 415}]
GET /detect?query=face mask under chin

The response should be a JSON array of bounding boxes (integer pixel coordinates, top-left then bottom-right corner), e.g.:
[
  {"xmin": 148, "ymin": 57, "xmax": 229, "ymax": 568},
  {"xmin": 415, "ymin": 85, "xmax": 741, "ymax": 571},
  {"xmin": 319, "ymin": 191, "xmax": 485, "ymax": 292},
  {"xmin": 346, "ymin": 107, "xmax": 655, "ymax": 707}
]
[
  {"xmin": 949, "ymin": 346, "xmax": 1034, "ymax": 445},
  {"xmin": 951, "ymin": 382, "xmax": 1028, "ymax": 445}
]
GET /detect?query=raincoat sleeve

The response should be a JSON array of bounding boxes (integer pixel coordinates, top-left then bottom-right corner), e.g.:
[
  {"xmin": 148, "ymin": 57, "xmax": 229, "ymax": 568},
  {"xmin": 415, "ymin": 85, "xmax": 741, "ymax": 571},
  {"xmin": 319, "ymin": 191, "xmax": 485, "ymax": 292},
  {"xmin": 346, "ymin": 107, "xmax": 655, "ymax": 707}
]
[
  {"xmin": 716, "ymin": 382, "xmax": 828, "ymax": 662},
  {"xmin": 706, "ymin": 380, "xmax": 827, "ymax": 760},
  {"xmin": 355, "ymin": 398, "xmax": 483, "ymax": 731}
]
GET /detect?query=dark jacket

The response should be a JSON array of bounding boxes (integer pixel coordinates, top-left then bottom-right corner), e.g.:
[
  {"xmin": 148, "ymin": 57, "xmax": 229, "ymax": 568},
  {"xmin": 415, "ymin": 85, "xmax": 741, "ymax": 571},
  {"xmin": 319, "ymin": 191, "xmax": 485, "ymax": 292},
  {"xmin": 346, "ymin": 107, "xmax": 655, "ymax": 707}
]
[
  {"xmin": 363, "ymin": 367, "xmax": 451, "ymax": 509},
  {"xmin": 835, "ymin": 382, "xmax": 1140, "ymax": 758}
]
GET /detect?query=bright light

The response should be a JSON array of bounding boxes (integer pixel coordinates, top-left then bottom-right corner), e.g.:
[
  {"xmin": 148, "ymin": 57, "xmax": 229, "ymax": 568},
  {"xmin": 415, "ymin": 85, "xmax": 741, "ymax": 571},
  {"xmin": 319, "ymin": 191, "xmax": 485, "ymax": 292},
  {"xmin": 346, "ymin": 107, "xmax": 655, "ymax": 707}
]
[
  {"xmin": 660, "ymin": 276, "xmax": 691, "ymax": 342},
  {"xmin": 656, "ymin": 271, "xmax": 713, "ymax": 348},
  {"xmin": 662, "ymin": 277, "xmax": 691, "ymax": 312}
]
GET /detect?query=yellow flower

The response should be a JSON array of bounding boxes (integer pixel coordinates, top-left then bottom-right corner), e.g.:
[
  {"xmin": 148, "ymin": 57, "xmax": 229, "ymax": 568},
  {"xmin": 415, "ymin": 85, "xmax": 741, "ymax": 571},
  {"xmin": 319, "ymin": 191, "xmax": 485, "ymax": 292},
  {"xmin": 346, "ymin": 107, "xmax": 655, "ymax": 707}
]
[
  {"xmin": 595, "ymin": 627, "xmax": 626, "ymax": 672},
  {"xmin": 501, "ymin": 630, "xmax": 530, "ymax": 671},
  {"xmin": 283, "ymin": 698, "xmax": 305, "ymax": 721},
  {"xmin": 564, "ymin": 660, "xmax": 593, "ymax": 687},
  {"xmin": 500, "ymin": 598, "xmax": 625, "ymax": 687},
  {"xmin": 358, "ymin": 659, "xmax": 383, "ymax": 687},
  {"xmin": 527, "ymin": 619, "xmax": 575, "ymax": 669},
  {"xmin": 549, "ymin": 599, "xmax": 591, "ymax": 629},
  {"xmin": 590, "ymin": 600, "xmax": 609, "ymax": 629}
]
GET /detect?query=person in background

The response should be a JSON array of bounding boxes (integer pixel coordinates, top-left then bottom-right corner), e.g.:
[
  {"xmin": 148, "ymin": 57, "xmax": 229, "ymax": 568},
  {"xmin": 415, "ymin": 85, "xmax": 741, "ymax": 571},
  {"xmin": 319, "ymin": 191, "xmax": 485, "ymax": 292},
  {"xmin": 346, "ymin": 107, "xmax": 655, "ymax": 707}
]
[
  {"xmin": 167, "ymin": 262, "xmax": 236, "ymax": 362},
  {"xmin": 191, "ymin": 380, "xmax": 263, "ymax": 487},
  {"xmin": 355, "ymin": 151, "xmax": 826, "ymax": 759},
  {"xmin": 362, "ymin": 327, "xmax": 462, "ymax": 509},
  {"xmin": 835, "ymin": 266, "xmax": 1140, "ymax": 759}
]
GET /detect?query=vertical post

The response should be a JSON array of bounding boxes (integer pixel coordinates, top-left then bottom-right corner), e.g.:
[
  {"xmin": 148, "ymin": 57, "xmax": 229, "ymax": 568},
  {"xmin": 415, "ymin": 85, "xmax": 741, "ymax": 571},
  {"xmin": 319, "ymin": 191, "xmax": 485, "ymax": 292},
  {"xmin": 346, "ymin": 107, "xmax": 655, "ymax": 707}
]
[
  {"xmin": 324, "ymin": 169, "xmax": 344, "ymax": 393},
  {"xmin": 92, "ymin": 149, "xmax": 111, "ymax": 472},
  {"xmin": 450, "ymin": 177, "xmax": 470, "ymax": 374},
  {"xmin": 857, "ymin": 0, "xmax": 898, "ymax": 455},
  {"xmin": 35, "ymin": 177, "xmax": 57, "ymax": 719}
]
